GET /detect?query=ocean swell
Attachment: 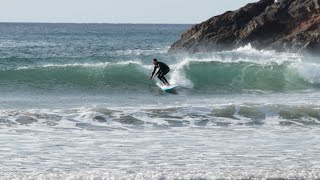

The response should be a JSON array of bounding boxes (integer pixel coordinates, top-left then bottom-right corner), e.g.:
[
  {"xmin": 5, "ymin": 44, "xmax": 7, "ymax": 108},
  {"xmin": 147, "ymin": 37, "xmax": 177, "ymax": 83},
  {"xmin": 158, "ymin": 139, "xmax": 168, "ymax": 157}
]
[{"xmin": 0, "ymin": 59, "xmax": 319, "ymax": 93}]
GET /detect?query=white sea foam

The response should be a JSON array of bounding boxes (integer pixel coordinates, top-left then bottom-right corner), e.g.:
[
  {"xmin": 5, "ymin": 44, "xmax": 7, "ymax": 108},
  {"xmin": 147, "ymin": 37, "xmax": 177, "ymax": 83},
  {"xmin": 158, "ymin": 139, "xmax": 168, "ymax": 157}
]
[
  {"xmin": 1, "ymin": 103, "xmax": 320, "ymax": 177},
  {"xmin": 1, "ymin": 102, "xmax": 320, "ymax": 130},
  {"xmin": 3, "ymin": 169, "xmax": 320, "ymax": 180},
  {"xmin": 232, "ymin": 43, "xmax": 302, "ymax": 61},
  {"xmin": 292, "ymin": 62, "xmax": 320, "ymax": 84},
  {"xmin": 194, "ymin": 45, "xmax": 301, "ymax": 65},
  {"xmin": 169, "ymin": 58, "xmax": 194, "ymax": 88},
  {"xmin": 15, "ymin": 61, "xmax": 143, "ymax": 70}
]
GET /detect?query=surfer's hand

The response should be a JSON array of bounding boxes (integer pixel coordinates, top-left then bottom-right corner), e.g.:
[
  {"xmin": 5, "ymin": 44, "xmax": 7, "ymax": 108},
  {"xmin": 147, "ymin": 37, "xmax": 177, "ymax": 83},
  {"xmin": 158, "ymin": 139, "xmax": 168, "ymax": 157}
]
[{"xmin": 149, "ymin": 76, "xmax": 152, "ymax": 80}]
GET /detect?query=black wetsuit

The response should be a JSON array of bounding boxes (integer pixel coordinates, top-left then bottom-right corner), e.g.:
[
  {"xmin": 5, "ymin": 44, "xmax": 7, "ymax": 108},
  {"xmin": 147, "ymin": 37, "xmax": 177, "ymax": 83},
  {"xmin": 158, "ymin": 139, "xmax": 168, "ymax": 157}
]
[{"xmin": 151, "ymin": 62, "xmax": 170, "ymax": 84}]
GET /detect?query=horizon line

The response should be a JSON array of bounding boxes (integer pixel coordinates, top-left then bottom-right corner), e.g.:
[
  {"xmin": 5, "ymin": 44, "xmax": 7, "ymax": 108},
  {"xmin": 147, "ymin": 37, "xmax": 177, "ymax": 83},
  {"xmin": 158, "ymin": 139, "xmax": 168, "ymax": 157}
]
[{"xmin": 0, "ymin": 21, "xmax": 195, "ymax": 25}]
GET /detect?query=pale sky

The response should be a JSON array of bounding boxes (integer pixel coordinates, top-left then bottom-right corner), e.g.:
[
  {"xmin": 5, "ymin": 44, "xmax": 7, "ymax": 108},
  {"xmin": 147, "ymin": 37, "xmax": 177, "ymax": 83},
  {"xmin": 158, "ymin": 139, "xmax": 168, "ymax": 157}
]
[{"xmin": 0, "ymin": 0, "xmax": 258, "ymax": 24}]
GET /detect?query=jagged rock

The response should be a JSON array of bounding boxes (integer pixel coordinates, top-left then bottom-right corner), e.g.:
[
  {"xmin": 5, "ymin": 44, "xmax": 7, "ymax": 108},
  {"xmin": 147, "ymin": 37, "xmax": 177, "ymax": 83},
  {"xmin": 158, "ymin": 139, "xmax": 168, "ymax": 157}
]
[{"xmin": 169, "ymin": 0, "xmax": 320, "ymax": 55}]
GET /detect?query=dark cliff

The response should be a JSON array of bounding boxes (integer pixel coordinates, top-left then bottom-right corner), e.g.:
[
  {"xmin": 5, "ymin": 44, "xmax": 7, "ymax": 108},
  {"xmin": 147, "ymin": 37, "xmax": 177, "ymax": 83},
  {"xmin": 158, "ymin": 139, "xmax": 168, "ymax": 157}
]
[{"xmin": 169, "ymin": 0, "xmax": 320, "ymax": 54}]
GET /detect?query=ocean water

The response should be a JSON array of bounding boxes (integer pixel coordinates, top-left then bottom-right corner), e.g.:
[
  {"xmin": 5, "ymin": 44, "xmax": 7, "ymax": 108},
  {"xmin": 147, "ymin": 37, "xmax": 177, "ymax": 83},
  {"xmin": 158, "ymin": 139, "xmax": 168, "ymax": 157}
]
[{"xmin": 1, "ymin": 23, "xmax": 320, "ymax": 179}]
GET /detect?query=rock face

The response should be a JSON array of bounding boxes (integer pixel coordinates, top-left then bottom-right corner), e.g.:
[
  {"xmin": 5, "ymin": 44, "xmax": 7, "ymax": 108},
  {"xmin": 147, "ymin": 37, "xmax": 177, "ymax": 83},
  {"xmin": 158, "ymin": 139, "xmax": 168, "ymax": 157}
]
[{"xmin": 169, "ymin": 0, "xmax": 320, "ymax": 54}]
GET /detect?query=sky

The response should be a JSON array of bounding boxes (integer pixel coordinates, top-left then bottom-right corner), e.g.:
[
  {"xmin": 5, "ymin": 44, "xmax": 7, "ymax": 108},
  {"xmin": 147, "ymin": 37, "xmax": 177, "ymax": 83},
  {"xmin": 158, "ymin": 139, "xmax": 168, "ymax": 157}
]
[{"xmin": 0, "ymin": 0, "xmax": 258, "ymax": 24}]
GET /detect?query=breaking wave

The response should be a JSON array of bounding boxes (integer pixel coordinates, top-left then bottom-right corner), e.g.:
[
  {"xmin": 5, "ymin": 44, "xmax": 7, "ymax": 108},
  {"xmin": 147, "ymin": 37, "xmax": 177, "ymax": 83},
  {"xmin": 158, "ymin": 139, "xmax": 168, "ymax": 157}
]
[{"xmin": 0, "ymin": 52, "xmax": 319, "ymax": 93}]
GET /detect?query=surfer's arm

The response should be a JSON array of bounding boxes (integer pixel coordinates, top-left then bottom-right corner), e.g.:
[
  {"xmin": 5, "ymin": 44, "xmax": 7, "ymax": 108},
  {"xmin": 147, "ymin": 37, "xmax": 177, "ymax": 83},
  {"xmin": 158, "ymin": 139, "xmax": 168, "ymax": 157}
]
[
  {"xmin": 150, "ymin": 66, "xmax": 157, "ymax": 79},
  {"xmin": 155, "ymin": 69, "xmax": 161, "ymax": 76}
]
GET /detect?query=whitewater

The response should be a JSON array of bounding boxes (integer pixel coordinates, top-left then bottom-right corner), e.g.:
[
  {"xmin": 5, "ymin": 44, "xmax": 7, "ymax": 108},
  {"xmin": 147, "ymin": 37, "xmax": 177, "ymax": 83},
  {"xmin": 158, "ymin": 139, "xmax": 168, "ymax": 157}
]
[{"xmin": 1, "ymin": 23, "xmax": 320, "ymax": 179}]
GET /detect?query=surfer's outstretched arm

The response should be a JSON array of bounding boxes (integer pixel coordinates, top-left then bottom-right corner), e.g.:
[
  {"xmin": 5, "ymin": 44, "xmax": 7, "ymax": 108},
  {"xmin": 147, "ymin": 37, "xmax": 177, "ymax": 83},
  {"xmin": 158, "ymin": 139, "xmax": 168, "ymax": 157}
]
[
  {"xmin": 149, "ymin": 66, "xmax": 157, "ymax": 79},
  {"xmin": 155, "ymin": 69, "xmax": 161, "ymax": 76}
]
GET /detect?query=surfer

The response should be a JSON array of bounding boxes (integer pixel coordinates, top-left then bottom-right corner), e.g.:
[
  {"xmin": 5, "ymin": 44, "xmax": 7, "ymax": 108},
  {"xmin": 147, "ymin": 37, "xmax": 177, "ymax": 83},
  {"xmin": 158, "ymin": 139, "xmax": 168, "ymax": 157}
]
[{"xmin": 149, "ymin": 58, "xmax": 170, "ymax": 86}]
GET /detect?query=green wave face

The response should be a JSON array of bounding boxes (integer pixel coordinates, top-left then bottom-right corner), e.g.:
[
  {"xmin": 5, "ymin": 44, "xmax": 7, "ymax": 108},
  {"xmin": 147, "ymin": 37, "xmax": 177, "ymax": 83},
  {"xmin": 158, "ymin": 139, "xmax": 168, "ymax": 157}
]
[
  {"xmin": 0, "ymin": 60, "xmax": 317, "ymax": 94},
  {"xmin": 0, "ymin": 63, "xmax": 150, "ymax": 93},
  {"xmin": 184, "ymin": 61, "xmax": 311, "ymax": 92}
]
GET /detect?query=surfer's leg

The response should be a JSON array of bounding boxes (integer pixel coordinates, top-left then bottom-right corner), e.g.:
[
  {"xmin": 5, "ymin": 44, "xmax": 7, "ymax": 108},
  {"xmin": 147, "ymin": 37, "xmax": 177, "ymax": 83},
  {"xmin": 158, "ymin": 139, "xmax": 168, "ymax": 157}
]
[
  {"xmin": 159, "ymin": 78, "xmax": 166, "ymax": 84},
  {"xmin": 157, "ymin": 71, "xmax": 166, "ymax": 84},
  {"xmin": 162, "ymin": 69, "xmax": 170, "ymax": 85},
  {"xmin": 162, "ymin": 76, "xmax": 169, "ymax": 85}
]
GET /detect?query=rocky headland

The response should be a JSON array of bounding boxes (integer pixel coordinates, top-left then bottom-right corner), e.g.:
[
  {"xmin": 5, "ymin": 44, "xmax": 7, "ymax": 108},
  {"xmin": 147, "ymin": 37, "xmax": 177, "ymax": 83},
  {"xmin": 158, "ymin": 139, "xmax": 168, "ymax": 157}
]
[{"xmin": 169, "ymin": 0, "xmax": 320, "ymax": 55}]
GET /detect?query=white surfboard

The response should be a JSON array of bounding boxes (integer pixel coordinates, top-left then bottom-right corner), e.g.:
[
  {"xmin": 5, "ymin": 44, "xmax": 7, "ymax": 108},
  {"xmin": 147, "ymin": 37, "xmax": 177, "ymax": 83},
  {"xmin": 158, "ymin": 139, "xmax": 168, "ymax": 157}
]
[{"xmin": 160, "ymin": 84, "xmax": 178, "ymax": 91}]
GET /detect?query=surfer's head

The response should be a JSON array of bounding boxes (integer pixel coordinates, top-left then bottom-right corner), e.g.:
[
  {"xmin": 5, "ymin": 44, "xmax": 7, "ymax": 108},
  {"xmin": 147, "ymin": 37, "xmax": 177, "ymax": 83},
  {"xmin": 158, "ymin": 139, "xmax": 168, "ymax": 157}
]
[{"xmin": 152, "ymin": 58, "xmax": 158, "ymax": 65}]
